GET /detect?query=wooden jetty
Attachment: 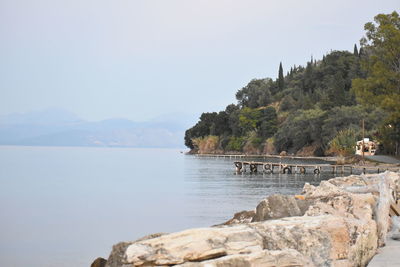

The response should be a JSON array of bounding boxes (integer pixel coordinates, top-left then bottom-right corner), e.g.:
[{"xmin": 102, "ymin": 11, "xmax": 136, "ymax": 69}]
[
  {"xmin": 195, "ymin": 153, "xmax": 336, "ymax": 161},
  {"xmin": 234, "ymin": 161, "xmax": 400, "ymax": 175}
]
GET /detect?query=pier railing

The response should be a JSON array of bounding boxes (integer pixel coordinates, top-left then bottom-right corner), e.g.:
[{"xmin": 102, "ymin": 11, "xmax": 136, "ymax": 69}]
[
  {"xmin": 194, "ymin": 153, "xmax": 337, "ymax": 161},
  {"xmin": 233, "ymin": 161, "xmax": 400, "ymax": 175}
]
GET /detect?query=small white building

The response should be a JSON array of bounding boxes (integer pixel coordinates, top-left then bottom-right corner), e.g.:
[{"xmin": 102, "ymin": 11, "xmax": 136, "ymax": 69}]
[{"xmin": 355, "ymin": 138, "xmax": 377, "ymax": 156}]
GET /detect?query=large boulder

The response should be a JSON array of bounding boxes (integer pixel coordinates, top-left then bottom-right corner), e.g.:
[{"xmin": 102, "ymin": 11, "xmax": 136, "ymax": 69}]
[
  {"xmin": 105, "ymin": 215, "xmax": 377, "ymax": 267},
  {"xmin": 106, "ymin": 225, "xmax": 265, "ymax": 267},
  {"xmin": 251, "ymin": 194, "xmax": 312, "ymax": 222}
]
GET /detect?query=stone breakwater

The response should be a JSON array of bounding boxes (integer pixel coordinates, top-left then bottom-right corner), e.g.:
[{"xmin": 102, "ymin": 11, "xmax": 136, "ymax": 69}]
[{"xmin": 97, "ymin": 172, "xmax": 400, "ymax": 267}]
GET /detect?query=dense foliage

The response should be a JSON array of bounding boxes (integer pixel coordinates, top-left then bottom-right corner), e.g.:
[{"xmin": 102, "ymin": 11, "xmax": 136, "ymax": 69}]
[
  {"xmin": 185, "ymin": 11, "xmax": 399, "ymax": 156},
  {"xmin": 352, "ymin": 11, "xmax": 400, "ymax": 155}
]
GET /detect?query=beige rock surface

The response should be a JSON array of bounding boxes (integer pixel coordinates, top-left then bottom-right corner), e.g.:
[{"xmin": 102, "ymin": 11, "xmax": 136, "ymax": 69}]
[
  {"xmin": 177, "ymin": 249, "xmax": 315, "ymax": 267},
  {"xmin": 106, "ymin": 225, "xmax": 265, "ymax": 267},
  {"xmin": 105, "ymin": 215, "xmax": 376, "ymax": 267},
  {"xmin": 251, "ymin": 194, "xmax": 306, "ymax": 222},
  {"xmin": 220, "ymin": 210, "xmax": 255, "ymax": 225}
]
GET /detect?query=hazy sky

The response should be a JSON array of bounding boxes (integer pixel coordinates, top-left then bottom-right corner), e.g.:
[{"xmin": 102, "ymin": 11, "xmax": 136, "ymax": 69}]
[{"xmin": 0, "ymin": 0, "xmax": 398, "ymax": 121}]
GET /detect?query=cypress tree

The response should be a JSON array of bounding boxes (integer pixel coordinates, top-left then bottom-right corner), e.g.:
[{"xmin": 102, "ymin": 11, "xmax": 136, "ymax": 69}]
[
  {"xmin": 359, "ymin": 47, "xmax": 364, "ymax": 57},
  {"xmin": 353, "ymin": 44, "xmax": 359, "ymax": 56},
  {"xmin": 278, "ymin": 62, "xmax": 284, "ymax": 91}
]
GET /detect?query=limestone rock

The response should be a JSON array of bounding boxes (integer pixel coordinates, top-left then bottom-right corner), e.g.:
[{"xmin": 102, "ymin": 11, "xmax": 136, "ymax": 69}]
[
  {"xmin": 219, "ymin": 210, "xmax": 255, "ymax": 225},
  {"xmin": 134, "ymin": 232, "xmax": 166, "ymax": 242},
  {"xmin": 105, "ymin": 215, "xmax": 376, "ymax": 267},
  {"xmin": 177, "ymin": 249, "xmax": 315, "ymax": 267},
  {"xmin": 106, "ymin": 225, "xmax": 265, "ymax": 267},
  {"xmin": 253, "ymin": 215, "xmax": 375, "ymax": 266},
  {"xmin": 303, "ymin": 180, "xmax": 346, "ymax": 199},
  {"xmin": 251, "ymin": 194, "xmax": 311, "ymax": 222}
]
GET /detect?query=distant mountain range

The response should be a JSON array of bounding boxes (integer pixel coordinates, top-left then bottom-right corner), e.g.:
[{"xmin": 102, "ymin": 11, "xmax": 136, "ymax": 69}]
[{"xmin": 0, "ymin": 108, "xmax": 198, "ymax": 148}]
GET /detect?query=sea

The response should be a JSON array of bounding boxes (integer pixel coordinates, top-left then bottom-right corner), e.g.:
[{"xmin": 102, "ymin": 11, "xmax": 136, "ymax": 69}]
[{"xmin": 0, "ymin": 146, "xmax": 337, "ymax": 267}]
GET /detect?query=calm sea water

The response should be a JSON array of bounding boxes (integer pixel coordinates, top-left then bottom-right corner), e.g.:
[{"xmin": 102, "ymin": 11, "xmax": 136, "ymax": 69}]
[{"xmin": 0, "ymin": 146, "xmax": 336, "ymax": 267}]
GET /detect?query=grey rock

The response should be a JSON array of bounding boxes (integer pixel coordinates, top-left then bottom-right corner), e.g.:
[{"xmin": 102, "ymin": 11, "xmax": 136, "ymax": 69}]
[
  {"xmin": 219, "ymin": 210, "xmax": 255, "ymax": 225},
  {"xmin": 251, "ymin": 194, "xmax": 308, "ymax": 222},
  {"xmin": 91, "ymin": 257, "xmax": 107, "ymax": 267}
]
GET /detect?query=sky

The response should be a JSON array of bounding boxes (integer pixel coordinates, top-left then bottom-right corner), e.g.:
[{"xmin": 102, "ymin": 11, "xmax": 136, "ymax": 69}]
[{"xmin": 0, "ymin": 0, "xmax": 398, "ymax": 122}]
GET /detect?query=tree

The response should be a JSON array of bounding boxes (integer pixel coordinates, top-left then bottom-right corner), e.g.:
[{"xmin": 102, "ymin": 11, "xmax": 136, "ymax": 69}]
[
  {"xmin": 274, "ymin": 109, "xmax": 326, "ymax": 153},
  {"xmin": 259, "ymin": 107, "xmax": 278, "ymax": 138},
  {"xmin": 353, "ymin": 44, "xmax": 359, "ymax": 56},
  {"xmin": 184, "ymin": 112, "xmax": 218, "ymax": 149},
  {"xmin": 302, "ymin": 61, "xmax": 314, "ymax": 93},
  {"xmin": 352, "ymin": 11, "xmax": 400, "ymax": 154},
  {"xmin": 278, "ymin": 62, "xmax": 284, "ymax": 91},
  {"xmin": 279, "ymin": 95, "xmax": 296, "ymax": 111},
  {"xmin": 328, "ymin": 72, "xmax": 346, "ymax": 106},
  {"xmin": 235, "ymin": 79, "xmax": 272, "ymax": 108},
  {"xmin": 238, "ymin": 107, "xmax": 262, "ymax": 133}
]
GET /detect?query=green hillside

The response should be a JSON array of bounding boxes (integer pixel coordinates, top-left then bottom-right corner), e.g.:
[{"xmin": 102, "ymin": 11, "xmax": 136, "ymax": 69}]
[{"xmin": 185, "ymin": 11, "xmax": 400, "ymax": 156}]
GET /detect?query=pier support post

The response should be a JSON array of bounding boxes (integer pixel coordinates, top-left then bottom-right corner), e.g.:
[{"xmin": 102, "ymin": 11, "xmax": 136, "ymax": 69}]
[{"xmin": 250, "ymin": 164, "xmax": 257, "ymax": 173}]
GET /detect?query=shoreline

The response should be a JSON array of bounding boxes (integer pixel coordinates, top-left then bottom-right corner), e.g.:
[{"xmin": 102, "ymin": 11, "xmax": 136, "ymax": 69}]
[
  {"xmin": 97, "ymin": 171, "xmax": 400, "ymax": 267},
  {"xmin": 192, "ymin": 153, "xmax": 400, "ymax": 168}
]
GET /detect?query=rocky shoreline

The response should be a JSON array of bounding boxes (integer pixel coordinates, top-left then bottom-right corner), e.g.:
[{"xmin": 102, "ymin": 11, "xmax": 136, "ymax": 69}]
[{"xmin": 94, "ymin": 171, "xmax": 400, "ymax": 267}]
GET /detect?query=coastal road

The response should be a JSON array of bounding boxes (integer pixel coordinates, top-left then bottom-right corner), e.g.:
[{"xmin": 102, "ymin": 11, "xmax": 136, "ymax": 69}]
[
  {"xmin": 368, "ymin": 238, "xmax": 400, "ymax": 266},
  {"xmin": 366, "ymin": 155, "xmax": 400, "ymax": 164}
]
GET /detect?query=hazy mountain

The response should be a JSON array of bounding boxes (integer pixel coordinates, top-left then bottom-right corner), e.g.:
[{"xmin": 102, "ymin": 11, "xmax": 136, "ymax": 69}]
[
  {"xmin": 0, "ymin": 109, "xmax": 196, "ymax": 148},
  {"xmin": 0, "ymin": 108, "xmax": 83, "ymax": 125}
]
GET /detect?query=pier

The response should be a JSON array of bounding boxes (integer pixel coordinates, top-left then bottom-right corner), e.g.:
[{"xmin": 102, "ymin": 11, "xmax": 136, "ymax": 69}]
[
  {"xmin": 234, "ymin": 161, "xmax": 400, "ymax": 175},
  {"xmin": 194, "ymin": 153, "xmax": 337, "ymax": 161}
]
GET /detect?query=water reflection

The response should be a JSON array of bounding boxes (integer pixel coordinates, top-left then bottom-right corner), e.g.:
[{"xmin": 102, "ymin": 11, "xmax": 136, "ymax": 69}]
[{"xmin": 183, "ymin": 155, "xmax": 338, "ymax": 227}]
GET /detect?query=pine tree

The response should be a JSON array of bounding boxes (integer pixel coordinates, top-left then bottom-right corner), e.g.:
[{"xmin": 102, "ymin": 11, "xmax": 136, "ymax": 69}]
[
  {"xmin": 278, "ymin": 62, "xmax": 284, "ymax": 91},
  {"xmin": 353, "ymin": 44, "xmax": 359, "ymax": 56}
]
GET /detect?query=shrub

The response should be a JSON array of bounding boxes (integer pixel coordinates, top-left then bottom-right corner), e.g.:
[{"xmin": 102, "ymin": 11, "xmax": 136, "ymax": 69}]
[
  {"xmin": 226, "ymin": 136, "xmax": 245, "ymax": 151},
  {"xmin": 327, "ymin": 129, "xmax": 357, "ymax": 156}
]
